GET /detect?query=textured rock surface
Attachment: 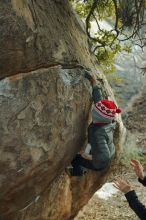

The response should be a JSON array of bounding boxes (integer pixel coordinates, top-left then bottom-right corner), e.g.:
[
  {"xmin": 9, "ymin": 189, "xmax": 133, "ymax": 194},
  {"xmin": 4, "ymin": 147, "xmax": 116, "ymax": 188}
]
[
  {"xmin": 0, "ymin": 0, "xmax": 125, "ymax": 219},
  {"xmin": 0, "ymin": 0, "xmax": 93, "ymax": 79},
  {"xmin": 0, "ymin": 66, "xmax": 90, "ymax": 215}
]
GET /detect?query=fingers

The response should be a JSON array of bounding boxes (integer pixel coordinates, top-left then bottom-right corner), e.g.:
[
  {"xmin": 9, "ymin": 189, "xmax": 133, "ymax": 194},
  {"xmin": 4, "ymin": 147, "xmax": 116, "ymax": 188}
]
[
  {"xmin": 113, "ymin": 178, "xmax": 121, "ymax": 189},
  {"xmin": 131, "ymin": 160, "xmax": 143, "ymax": 171},
  {"xmin": 113, "ymin": 177, "xmax": 126, "ymax": 186},
  {"xmin": 130, "ymin": 160, "xmax": 143, "ymax": 172},
  {"xmin": 113, "ymin": 183, "xmax": 120, "ymax": 190},
  {"xmin": 131, "ymin": 159, "xmax": 140, "ymax": 166},
  {"xmin": 114, "ymin": 177, "xmax": 131, "ymax": 186},
  {"xmin": 79, "ymin": 150, "xmax": 84, "ymax": 154},
  {"xmin": 125, "ymin": 179, "xmax": 130, "ymax": 185},
  {"xmin": 131, "ymin": 159, "xmax": 140, "ymax": 163}
]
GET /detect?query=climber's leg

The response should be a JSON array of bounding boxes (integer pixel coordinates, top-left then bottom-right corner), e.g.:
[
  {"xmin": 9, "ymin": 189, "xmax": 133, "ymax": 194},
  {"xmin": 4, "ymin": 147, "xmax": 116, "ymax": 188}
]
[
  {"xmin": 69, "ymin": 154, "xmax": 98, "ymax": 177},
  {"xmin": 72, "ymin": 154, "xmax": 96, "ymax": 170}
]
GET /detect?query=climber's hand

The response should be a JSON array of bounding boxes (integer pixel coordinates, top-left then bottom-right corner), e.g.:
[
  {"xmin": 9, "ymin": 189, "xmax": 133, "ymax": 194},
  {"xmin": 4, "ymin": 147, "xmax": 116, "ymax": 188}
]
[
  {"xmin": 84, "ymin": 70, "xmax": 93, "ymax": 81},
  {"xmin": 81, "ymin": 153, "xmax": 92, "ymax": 160},
  {"xmin": 97, "ymin": 78, "xmax": 104, "ymax": 85},
  {"xmin": 77, "ymin": 148, "xmax": 84, "ymax": 155}
]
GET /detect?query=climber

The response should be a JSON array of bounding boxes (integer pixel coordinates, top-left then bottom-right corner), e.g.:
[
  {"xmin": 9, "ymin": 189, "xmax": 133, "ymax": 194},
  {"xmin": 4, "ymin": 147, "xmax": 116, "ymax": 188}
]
[{"xmin": 66, "ymin": 70, "xmax": 122, "ymax": 176}]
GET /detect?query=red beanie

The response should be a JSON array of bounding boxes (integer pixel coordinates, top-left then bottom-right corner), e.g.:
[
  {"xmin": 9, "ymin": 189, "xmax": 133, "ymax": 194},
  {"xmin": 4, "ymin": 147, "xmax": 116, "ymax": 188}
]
[{"xmin": 94, "ymin": 99, "xmax": 122, "ymax": 119}]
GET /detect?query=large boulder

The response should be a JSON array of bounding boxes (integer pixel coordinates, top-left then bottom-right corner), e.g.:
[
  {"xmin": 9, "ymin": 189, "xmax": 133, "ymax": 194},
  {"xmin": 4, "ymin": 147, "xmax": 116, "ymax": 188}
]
[{"xmin": 0, "ymin": 0, "xmax": 125, "ymax": 219}]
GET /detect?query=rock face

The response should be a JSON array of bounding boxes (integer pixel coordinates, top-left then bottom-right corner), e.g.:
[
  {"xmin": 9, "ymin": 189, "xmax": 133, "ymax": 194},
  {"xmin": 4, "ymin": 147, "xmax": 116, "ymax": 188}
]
[{"xmin": 0, "ymin": 1, "xmax": 125, "ymax": 219}]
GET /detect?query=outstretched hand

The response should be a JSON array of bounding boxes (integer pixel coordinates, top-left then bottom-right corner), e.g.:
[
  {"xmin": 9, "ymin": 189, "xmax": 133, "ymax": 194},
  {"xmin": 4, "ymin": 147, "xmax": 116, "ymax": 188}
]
[
  {"xmin": 130, "ymin": 159, "xmax": 144, "ymax": 180},
  {"xmin": 113, "ymin": 177, "xmax": 132, "ymax": 194}
]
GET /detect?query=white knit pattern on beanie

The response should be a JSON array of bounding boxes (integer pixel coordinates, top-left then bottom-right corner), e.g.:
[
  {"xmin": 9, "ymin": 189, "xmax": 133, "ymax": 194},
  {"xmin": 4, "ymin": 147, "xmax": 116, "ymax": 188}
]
[
  {"xmin": 94, "ymin": 101, "xmax": 116, "ymax": 119},
  {"xmin": 91, "ymin": 108, "xmax": 112, "ymax": 123}
]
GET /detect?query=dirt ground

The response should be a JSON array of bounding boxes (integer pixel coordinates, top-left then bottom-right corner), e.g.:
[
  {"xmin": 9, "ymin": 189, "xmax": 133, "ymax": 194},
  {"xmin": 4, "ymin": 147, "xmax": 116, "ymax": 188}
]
[{"xmin": 75, "ymin": 174, "xmax": 146, "ymax": 220}]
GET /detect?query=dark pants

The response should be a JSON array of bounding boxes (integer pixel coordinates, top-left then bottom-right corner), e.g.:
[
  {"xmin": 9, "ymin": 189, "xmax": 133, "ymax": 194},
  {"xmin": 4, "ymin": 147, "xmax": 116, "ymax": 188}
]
[{"xmin": 71, "ymin": 154, "xmax": 98, "ymax": 176}]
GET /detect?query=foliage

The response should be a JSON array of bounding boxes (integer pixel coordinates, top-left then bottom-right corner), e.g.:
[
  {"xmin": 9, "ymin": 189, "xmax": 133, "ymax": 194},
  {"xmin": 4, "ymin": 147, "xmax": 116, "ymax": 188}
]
[{"xmin": 70, "ymin": 0, "xmax": 145, "ymax": 74}]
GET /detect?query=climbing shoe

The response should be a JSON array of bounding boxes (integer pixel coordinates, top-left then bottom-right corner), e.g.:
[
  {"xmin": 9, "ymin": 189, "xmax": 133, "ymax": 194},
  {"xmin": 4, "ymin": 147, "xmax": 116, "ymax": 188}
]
[
  {"xmin": 65, "ymin": 167, "xmax": 74, "ymax": 176},
  {"xmin": 65, "ymin": 167, "xmax": 86, "ymax": 177}
]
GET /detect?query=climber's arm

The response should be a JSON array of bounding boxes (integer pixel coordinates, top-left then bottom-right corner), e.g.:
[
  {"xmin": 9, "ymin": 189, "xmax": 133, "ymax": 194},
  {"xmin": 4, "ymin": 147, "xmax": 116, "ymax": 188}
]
[
  {"xmin": 90, "ymin": 75, "xmax": 99, "ymax": 87},
  {"xmin": 80, "ymin": 143, "xmax": 92, "ymax": 160},
  {"xmin": 84, "ymin": 71, "xmax": 104, "ymax": 102},
  {"xmin": 92, "ymin": 84, "xmax": 104, "ymax": 103}
]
